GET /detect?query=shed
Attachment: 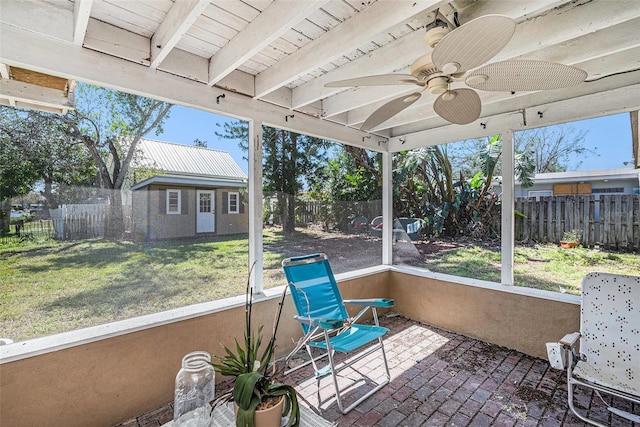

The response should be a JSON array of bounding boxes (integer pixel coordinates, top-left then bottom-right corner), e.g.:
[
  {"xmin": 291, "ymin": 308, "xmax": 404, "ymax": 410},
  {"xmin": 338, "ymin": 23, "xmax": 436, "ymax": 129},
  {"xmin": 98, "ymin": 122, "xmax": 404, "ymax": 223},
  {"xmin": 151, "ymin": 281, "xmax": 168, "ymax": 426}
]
[{"xmin": 130, "ymin": 139, "xmax": 248, "ymax": 240}]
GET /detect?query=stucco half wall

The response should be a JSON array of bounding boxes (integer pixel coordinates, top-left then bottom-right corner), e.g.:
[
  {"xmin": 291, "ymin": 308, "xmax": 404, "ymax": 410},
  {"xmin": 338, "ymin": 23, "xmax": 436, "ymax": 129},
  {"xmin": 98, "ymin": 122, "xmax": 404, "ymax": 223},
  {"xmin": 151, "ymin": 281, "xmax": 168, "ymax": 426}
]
[
  {"xmin": 389, "ymin": 270, "xmax": 581, "ymax": 360},
  {"xmin": 0, "ymin": 292, "xmax": 300, "ymax": 427},
  {"xmin": 0, "ymin": 270, "xmax": 579, "ymax": 426}
]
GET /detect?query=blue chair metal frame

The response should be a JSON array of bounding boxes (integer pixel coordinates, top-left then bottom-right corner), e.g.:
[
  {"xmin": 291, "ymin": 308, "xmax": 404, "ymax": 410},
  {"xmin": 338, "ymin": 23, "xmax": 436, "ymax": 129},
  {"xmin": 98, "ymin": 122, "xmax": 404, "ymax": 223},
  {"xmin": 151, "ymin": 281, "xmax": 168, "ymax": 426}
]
[{"xmin": 282, "ymin": 253, "xmax": 394, "ymax": 414}]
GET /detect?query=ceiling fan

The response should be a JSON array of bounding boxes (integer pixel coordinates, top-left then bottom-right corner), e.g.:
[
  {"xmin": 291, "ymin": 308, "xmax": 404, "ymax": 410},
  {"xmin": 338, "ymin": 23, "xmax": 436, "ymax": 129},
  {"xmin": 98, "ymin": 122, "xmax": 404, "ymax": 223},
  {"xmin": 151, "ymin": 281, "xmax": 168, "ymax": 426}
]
[{"xmin": 325, "ymin": 14, "xmax": 588, "ymax": 130}]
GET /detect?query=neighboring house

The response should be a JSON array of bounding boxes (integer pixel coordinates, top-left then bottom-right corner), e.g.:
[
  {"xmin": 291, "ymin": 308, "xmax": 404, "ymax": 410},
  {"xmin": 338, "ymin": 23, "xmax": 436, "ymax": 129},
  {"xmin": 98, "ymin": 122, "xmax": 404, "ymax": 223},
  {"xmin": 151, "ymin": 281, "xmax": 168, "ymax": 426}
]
[
  {"xmin": 130, "ymin": 139, "xmax": 248, "ymax": 240},
  {"xmin": 514, "ymin": 168, "xmax": 640, "ymax": 199}
]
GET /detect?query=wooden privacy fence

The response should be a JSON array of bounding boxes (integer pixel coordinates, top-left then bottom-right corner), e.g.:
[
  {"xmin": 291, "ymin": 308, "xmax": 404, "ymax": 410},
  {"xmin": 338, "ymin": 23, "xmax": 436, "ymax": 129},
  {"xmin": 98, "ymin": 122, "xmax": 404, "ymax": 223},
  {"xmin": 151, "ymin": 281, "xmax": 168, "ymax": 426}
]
[
  {"xmin": 296, "ymin": 199, "xmax": 382, "ymax": 227},
  {"xmin": 515, "ymin": 195, "xmax": 640, "ymax": 250},
  {"xmin": 296, "ymin": 200, "xmax": 322, "ymax": 224}
]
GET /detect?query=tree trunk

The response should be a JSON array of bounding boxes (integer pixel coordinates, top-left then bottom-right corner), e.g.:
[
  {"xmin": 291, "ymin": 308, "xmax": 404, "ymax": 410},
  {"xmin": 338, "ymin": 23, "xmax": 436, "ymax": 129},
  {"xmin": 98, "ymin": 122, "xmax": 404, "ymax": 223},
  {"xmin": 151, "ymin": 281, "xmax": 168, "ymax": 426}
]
[
  {"xmin": 285, "ymin": 193, "xmax": 296, "ymax": 233},
  {"xmin": 276, "ymin": 192, "xmax": 286, "ymax": 228},
  {"xmin": 0, "ymin": 198, "xmax": 10, "ymax": 232},
  {"xmin": 105, "ymin": 190, "xmax": 124, "ymax": 239},
  {"xmin": 43, "ymin": 178, "xmax": 53, "ymax": 209}
]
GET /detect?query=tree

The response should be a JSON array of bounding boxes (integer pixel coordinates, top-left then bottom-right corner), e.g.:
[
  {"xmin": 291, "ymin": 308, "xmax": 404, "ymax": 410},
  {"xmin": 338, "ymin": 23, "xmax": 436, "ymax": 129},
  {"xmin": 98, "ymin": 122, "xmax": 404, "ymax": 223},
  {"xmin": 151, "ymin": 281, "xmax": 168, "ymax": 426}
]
[
  {"xmin": 0, "ymin": 129, "xmax": 40, "ymax": 231},
  {"xmin": 0, "ymin": 85, "xmax": 172, "ymax": 239},
  {"xmin": 216, "ymin": 122, "xmax": 331, "ymax": 232},
  {"xmin": 309, "ymin": 146, "xmax": 381, "ymax": 231},
  {"xmin": 61, "ymin": 84, "xmax": 173, "ymax": 238},
  {"xmin": 0, "ymin": 106, "xmax": 97, "ymax": 211},
  {"xmin": 450, "ymin": 124, "xmax": 594, "ymax": 175},
  {"xmin": 514, "ymin": 124, "xmax": 593, "ymax": 172},
  {"xmin": 193, "ymin": 138, "xmax": 208, "ymax": 147}
]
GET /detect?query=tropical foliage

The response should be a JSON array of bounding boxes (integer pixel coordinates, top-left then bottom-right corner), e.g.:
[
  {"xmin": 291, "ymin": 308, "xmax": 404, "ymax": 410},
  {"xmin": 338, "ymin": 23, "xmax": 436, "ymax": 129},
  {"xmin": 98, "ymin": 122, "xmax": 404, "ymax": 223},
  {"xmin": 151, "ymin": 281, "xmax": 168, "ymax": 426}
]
[{"xmin": 393, "ymin": 134, "xmax": 535, "ymax": 238}]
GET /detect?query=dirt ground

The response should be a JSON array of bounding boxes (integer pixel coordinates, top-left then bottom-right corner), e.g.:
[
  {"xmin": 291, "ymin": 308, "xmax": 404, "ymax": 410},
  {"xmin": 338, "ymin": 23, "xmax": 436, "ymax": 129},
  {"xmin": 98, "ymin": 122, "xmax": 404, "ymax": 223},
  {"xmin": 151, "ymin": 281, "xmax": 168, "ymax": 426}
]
[{"xmin": 266, "ymin": 224, "xmax": 488, "ymax": 274}]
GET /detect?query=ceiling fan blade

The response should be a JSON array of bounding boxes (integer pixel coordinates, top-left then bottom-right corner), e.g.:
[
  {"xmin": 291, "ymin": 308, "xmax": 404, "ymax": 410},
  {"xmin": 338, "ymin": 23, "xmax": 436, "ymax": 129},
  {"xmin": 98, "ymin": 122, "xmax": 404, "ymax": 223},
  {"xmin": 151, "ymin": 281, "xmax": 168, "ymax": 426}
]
[
  {"xmin": 432, "ymin": 15, "xmax": 516, "ymax": 74},
  {"xmin": 325, "ymin": 74, "xmax": 418, "ymax": 88},
  {"xmin": 361, "ymin": 92, "xmax": 422, "ymax": 131},
  {"xmin": 434, "ymin": 88, "xmax": 481, "ymax": 125},
  {"xmin": 465, "ymin": 60, "xmax": 588, "ymax": 91}
]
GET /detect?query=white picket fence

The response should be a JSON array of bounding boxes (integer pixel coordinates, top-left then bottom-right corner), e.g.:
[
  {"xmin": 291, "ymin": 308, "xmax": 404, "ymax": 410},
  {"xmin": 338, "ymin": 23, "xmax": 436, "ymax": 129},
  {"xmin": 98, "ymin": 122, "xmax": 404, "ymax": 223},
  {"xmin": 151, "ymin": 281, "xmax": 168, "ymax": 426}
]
[{"xmin": 49, "ymin": 204, "xmax": 107, "ymax": 240}]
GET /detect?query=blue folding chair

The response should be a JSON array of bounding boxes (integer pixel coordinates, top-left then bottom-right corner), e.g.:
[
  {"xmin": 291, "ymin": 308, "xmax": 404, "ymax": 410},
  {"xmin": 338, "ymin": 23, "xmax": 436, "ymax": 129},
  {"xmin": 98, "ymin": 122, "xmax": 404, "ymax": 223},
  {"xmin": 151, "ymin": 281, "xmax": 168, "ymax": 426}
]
[{"xmin": 282, "ymin": 253, "xmax": 394, "ymax": 414}]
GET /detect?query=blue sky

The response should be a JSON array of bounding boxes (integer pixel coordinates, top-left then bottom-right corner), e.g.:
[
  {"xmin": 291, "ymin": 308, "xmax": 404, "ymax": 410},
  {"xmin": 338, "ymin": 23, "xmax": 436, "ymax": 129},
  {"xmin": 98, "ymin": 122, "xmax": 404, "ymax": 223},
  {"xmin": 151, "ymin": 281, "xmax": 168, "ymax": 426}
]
[
  {"xmin": 156, "ymin": 105, "xmax": 634, "ymax": 173},
  {"xmin": 564, "ymin": 113, "xmax": 633, "ymax": 170}
]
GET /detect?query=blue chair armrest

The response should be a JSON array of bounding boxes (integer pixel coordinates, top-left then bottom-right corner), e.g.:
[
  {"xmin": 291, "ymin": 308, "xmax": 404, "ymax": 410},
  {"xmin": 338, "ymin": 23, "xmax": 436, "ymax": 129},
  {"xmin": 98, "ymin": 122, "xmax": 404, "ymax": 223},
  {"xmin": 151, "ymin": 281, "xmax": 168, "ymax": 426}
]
[
  {"xmin": 343, "ymin": 298, "xmax": 395, "ymax": 308},
  {"xmin": 294, "ymin": 316, "xmax": 344, "ymax": 329}
]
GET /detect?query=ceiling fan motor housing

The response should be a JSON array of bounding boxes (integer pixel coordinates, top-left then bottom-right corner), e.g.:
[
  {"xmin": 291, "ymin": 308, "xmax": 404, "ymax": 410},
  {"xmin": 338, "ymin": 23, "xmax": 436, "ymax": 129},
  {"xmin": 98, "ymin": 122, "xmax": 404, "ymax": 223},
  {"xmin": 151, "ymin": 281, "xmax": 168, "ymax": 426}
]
[
  {"xmin": 410, "ymin": 54, "xmax": 439, "ymax": 79},
  {"xmin": 424, "ymin": 19, "xmax": 450, "ymax": 48}
]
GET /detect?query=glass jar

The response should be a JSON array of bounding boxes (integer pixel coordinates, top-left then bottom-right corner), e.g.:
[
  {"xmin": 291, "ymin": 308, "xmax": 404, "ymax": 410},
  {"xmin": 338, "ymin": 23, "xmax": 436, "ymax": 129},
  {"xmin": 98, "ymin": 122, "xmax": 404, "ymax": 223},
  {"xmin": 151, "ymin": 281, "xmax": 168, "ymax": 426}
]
[{"xmin": 173, "ymin": 351, "xmax": 215, "ymax": 427}]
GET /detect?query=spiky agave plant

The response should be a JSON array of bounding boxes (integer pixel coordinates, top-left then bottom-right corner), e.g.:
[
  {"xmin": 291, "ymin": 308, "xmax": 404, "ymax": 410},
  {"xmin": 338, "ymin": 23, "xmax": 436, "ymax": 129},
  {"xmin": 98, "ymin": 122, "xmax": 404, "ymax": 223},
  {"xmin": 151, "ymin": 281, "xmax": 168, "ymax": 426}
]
[{"xmin": 210, "ymin": 264, "xmax": 299, "ymax": 427}]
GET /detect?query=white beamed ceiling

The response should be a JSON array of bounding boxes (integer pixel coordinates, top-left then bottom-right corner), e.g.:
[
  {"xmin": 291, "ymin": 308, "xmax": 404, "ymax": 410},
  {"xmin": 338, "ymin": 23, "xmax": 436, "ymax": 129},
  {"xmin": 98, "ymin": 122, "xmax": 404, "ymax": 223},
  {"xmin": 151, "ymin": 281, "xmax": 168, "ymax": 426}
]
[{"xmin": 1, "ymin": 0, "xmax": 639, "ymax": 152}]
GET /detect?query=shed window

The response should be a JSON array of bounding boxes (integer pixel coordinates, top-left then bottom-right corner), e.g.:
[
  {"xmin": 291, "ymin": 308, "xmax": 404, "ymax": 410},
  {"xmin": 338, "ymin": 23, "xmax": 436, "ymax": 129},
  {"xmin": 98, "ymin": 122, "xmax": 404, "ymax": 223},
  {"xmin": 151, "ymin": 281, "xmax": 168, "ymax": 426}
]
[
  {"xmin": 167, "ymin": 189, "xmax": 181, "ymax": 214},
  {"xmin": 228, "ymin": 192, "xmax": 239, "ymax": 214},
  {"xmin": 592, "ymin": 187, "xmax": 624, "ymax": 194},
  {"xmin": 528, "ymin": 190, "xmax": 553, "ymax": 200}
]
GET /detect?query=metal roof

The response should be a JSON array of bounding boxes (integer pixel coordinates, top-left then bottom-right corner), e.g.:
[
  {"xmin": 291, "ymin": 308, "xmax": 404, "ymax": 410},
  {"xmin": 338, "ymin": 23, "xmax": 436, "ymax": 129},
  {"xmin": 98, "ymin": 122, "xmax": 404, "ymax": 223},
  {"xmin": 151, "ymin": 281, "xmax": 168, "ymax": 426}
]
[
  {"xmin": 508, "ymin": 167, "xmax": 640, "ymax": 187},
  {"xmin": 526, "ymin": 168, "xmax": 640, "ymax": 184},
  {"xmin": 130, "ymin": 174, "xmax": 247, "ymax": 191},
  {"xmin": 135, "ymin": 138, "xmax": 247, "ymax": 181}
]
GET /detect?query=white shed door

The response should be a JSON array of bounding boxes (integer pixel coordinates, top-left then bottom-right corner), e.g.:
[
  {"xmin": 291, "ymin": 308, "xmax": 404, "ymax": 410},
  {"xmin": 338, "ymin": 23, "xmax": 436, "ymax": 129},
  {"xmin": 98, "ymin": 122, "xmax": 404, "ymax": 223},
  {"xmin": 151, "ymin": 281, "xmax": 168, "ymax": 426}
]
[{"xmin": 196, "ymin": 190, "xmax": 215, "ymax": 233}]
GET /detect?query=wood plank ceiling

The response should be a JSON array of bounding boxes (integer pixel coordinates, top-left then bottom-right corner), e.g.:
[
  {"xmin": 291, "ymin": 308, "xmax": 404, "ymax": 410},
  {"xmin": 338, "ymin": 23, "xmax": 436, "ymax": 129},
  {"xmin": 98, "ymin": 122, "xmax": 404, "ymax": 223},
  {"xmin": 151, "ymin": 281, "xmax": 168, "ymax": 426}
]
[{"xmin": 0, "ymin": 0, "xmax": 639, "ymax": 152}]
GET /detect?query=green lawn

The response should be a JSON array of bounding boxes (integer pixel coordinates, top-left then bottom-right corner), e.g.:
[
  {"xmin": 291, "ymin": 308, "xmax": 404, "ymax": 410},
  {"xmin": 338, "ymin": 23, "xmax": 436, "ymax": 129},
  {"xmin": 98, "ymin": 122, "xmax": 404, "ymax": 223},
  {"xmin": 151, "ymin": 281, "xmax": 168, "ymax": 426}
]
[
  {"xmin": 1, "ymin": 229, "xmax": 637, "ymax": 342},
  {"xmin": 1, "ymin": 237, "xmax": 253, "ymax": 339},
  {"xmin": 418, "ymin": 243, "xmax": 640, "ymax": 294}
]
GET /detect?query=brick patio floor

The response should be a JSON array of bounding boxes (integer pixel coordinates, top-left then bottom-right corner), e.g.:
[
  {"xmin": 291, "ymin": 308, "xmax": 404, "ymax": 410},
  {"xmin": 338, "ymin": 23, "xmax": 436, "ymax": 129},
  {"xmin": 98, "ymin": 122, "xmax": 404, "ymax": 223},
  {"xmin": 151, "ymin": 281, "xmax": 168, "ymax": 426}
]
[{"xmin": 117, "ymin": 315, "xmax": 638, "ymax": 427}]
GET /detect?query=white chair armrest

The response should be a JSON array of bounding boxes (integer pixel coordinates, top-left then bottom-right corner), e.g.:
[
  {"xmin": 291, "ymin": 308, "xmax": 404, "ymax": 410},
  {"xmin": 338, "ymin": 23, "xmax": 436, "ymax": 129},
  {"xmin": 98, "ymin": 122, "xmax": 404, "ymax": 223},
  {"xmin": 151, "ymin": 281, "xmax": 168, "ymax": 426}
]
[{"xmin": 560, "ymin": 332, "xmax": 580, "ymax": 347}]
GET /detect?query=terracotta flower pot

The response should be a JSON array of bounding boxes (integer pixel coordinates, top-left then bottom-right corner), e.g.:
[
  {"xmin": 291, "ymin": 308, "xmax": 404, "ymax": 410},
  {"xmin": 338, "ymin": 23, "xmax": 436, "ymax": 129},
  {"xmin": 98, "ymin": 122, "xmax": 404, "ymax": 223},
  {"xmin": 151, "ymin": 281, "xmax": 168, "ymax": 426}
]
[
  {"xmin": 234, "ymin": 396, "xmax": 284, "ymax": 427},
  {"xmin": 560, "ymin": 241, "xmax": 579, "ymax": 249}
]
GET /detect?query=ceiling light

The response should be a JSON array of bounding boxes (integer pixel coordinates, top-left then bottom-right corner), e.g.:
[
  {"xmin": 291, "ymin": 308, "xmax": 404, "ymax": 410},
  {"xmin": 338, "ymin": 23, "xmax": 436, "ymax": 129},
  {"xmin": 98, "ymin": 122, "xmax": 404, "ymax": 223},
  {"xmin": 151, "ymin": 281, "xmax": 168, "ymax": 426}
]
[
  {"xmin": 441, "ymin": 90, "xmax": 457, "ymax": 101},
  {"xmin": 466, "ymin": 74, "xmax": 489, "ymax": 85},
  {"xmin": 442, "ymin": 62, "xmax": 460, "ymax": 74}
]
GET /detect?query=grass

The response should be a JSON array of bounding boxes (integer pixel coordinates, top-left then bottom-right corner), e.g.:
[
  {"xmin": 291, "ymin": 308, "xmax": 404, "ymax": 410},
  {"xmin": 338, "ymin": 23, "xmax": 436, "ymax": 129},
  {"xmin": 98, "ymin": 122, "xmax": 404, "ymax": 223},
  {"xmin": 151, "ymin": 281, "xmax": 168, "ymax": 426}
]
[
  {"xmin": 0, "ymin": 236, "xmax": 253, "ymax": 340},
  {"xmin": 0, "ymin": 227, "xmax": 346, "ymax": 341},
  {"xmin": 1, "ymin": 229, "xmax": 637, "ymax": 342},
  {"xmin": 419, "ymin": 243, "xmax": 640, "ymax": 294}
]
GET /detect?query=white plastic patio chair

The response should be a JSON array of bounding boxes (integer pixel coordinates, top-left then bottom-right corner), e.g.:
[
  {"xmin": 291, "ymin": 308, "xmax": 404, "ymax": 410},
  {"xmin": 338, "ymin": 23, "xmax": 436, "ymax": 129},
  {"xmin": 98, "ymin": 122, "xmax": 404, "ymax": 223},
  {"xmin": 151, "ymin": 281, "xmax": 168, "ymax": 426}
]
[{"xmin": 546, "ymin": 272, "xmax": 640, "ymax": 426}]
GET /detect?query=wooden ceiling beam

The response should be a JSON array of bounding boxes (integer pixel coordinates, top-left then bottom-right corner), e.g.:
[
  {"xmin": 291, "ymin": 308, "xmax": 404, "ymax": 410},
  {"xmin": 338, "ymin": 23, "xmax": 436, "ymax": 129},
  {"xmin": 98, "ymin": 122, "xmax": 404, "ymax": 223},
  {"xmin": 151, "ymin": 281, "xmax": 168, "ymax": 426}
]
[
  {"xmin": 0, "ymin": 22, "xmax": 381, "ymax": 152},
  {"xmin": 150, "ymin": 0, "xmax": 210, "ymax": 70},
  {"xmin": 0, "ymin": 78, "xmax": 74, "ymax": 114},
  {"xmin": 0, "ymin": 63, "xmax": 10, "ymax": 79},
  {"xmin": 253, "ymin": 0, "xmax": 441, "ymax": 98},
  {"xmin": 73, "ymin": 0, "xmax": 93, "ymax": 46},
  {"xmin": 207, "ymin": 0, "xmax": 328, "ymax": 86}
]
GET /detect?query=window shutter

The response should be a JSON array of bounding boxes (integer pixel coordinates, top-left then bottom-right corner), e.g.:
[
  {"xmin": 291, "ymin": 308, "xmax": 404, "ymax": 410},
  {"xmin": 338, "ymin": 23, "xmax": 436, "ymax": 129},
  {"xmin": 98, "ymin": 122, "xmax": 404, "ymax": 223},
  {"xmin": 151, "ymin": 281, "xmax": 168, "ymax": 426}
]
[
  {"xmin": 181, "ymin": 189, "xmax": 188, "ymax": 215},
  {"xmin": 222, "ymin": 192, "xmax": 228, "ymax": 214},
  {"xmin": 239, "ymin": 194, "xmax": 245, "ymax": 214},
  {"xmin": 159, "ymin": 189, "xmax": 166, "ymax": 214}
]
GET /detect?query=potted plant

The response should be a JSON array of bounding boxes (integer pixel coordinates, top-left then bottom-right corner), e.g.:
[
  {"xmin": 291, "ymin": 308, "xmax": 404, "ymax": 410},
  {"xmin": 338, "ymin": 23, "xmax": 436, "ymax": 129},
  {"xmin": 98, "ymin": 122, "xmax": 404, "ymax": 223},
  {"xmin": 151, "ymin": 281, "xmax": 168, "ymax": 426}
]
[
  {"xmin": 209, "ymin": 265, "xmax": 299, "ymax": 427},
  {"xmin": 560, "ymin": 229, "xmax": 582, "ymax": 249}
]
